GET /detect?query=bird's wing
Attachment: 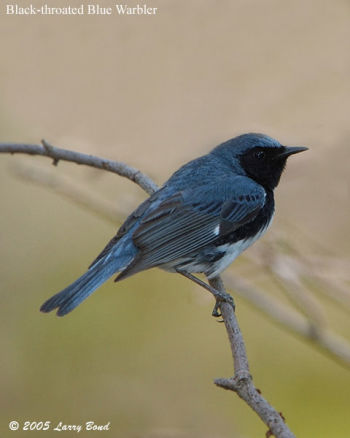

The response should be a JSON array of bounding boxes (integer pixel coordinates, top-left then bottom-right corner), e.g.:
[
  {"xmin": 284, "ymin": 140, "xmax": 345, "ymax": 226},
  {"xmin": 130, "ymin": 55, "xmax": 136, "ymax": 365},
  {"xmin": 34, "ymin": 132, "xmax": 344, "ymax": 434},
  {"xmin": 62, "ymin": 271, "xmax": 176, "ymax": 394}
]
[
  {"xmin": 88, "ymin": 195, "xmax": 156, "ymax": 268},
  {"xmin": 116, "ymin": 176, "xmax": 266, "ymax": 279}
]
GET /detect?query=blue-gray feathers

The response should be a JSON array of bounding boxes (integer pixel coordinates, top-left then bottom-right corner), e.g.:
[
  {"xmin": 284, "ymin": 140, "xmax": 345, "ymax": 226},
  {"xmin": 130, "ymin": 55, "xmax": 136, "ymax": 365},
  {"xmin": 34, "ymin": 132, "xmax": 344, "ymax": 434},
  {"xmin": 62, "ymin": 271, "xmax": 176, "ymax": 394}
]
[
  {"xmin": 40, "ymin": 133, "xmax": 305, "ymax": 317},
  {"xmin": 40, "ymin": 236, "xmax": 137, "ymax": 316}
]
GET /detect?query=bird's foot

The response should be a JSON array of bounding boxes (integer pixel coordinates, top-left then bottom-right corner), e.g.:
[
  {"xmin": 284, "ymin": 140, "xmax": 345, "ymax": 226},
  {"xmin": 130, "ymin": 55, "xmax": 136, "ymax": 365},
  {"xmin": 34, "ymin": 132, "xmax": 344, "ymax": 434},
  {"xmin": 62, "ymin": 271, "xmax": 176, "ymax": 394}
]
[
  {"xmin": 211, "ymin": 292, "xmax": 235, "ymax": 318},
  {"xmin": 176, "ymin": 270, "xmax": 235, "ymax": 317}
]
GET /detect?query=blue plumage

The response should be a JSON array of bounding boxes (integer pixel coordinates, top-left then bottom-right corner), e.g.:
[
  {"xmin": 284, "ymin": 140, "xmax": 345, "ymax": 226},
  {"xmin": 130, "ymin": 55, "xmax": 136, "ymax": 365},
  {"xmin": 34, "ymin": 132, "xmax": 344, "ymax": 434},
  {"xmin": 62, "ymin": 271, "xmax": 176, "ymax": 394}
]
[{"xmin": 40, "ymin": 133, "xmax": 307, "ymax": 316}]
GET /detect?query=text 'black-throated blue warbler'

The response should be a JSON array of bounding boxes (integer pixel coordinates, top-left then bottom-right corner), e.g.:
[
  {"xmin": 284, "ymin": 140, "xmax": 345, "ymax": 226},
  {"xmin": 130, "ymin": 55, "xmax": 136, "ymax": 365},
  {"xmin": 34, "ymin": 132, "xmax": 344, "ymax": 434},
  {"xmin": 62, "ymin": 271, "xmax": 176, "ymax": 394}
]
[{"xmin": 40, "ymin": 133, "xmax": 308, "ymax": 317}]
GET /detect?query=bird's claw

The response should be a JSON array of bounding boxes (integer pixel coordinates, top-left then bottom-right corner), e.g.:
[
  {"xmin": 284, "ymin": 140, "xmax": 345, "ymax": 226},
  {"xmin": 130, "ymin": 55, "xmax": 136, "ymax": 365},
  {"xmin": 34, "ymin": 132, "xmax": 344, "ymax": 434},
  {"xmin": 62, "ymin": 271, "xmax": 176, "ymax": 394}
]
[
  {"xmin": 211, "ymin": 293, "xmax": 235, "ymax": 318},
  {"xmin": 212, "ymin": 301, "xmax": 222, "ymax": 317}
]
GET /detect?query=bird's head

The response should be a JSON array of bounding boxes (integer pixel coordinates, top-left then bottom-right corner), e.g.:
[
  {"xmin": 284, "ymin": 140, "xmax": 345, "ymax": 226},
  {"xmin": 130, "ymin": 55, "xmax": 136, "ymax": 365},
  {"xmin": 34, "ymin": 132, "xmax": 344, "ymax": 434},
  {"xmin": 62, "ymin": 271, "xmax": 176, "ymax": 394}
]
[{"xmin": 211, "ymin": 133, "xmax": 308, "ymax": 190}]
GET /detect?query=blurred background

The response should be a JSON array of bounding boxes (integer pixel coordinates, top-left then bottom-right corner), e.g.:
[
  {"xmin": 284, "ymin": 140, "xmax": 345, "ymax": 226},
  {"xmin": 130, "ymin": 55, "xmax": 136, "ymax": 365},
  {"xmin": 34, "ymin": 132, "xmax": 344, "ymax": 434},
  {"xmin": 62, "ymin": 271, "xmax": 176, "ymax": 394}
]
[{"xmin": 1, "ymin": 0, "xmax": 350, "ymax": 437}]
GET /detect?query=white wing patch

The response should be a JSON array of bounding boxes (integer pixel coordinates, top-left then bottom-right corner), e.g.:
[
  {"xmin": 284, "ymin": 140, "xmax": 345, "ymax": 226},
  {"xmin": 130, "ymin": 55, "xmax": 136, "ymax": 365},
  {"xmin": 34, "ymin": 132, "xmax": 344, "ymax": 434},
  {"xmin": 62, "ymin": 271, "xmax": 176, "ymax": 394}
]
[{"xmin": 213, "ymin": 225, "xmax": 220, "ymax": 236}]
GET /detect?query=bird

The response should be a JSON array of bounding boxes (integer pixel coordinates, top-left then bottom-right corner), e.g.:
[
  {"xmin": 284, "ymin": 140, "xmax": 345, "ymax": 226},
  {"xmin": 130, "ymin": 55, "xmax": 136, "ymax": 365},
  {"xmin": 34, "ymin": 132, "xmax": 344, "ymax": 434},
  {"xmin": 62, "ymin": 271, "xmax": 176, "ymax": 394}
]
[{"xmin": 40, "ymin": 133, "xmax": 308, "ymax": 317}]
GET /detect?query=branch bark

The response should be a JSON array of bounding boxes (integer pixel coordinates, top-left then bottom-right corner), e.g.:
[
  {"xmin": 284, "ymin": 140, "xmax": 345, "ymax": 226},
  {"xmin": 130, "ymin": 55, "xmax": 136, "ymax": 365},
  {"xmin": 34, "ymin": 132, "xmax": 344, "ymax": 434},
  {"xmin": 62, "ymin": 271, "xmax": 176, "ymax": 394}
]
[
  {"xmin": 209, "ymin": 277, "xmax": 296, "ymax": 438},
  {"xmin": 1, "ymin": 141, "xmax": 298, "ymax": 437},
  {"xmin": 0, "ymin": 140, "xmax": 158, "ymax": 195}
]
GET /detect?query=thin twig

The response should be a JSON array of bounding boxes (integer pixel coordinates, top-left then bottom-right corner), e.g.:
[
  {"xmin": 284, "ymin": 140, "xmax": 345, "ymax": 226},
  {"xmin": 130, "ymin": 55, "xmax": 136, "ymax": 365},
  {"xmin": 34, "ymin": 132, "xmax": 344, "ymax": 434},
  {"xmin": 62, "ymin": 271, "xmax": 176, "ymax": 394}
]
[
  {"xmin": 0, "ymin": 140, "xmax": 159, "ymax": 195},
  {"xmin": 261, "ymin": 236, "xmax": 350, "ymax": 309},
  {"xmin": 264, "ymin": 252, "xmax": 327, "ymax": 327},
  {"xmin": 223, "ymin": 273, "xmax": 350, "ymax": 367},
  {"xmin": 209, "ymin": 276, "xmax": 296, "ymax": 438},
  {"xmin": 11, "ymin": 161, "xmax": 127, "ymax": 224}
]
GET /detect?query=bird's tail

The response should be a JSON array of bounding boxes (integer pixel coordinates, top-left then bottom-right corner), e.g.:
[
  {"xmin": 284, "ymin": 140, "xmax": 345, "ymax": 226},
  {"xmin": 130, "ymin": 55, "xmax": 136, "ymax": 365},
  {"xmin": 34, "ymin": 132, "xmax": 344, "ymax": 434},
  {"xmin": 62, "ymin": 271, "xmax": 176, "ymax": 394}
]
[{"xmin": 40, "ymin": 245, "xmax": 135, "ymax": 316}]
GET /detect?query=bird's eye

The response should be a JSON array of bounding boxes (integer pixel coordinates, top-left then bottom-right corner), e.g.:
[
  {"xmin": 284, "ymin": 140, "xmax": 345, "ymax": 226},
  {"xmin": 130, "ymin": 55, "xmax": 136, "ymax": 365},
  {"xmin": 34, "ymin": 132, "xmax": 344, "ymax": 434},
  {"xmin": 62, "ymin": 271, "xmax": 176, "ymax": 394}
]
[{"xmin": 255, "ymin": 150, "xmax": 265, "ymax": 160}]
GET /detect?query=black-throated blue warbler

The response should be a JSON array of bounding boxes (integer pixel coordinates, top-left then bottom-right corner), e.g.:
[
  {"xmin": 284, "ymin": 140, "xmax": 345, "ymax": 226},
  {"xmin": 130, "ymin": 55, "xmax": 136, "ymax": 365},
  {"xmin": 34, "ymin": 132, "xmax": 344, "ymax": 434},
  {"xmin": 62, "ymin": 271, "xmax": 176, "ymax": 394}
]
[{"xmin": 41, "ymin": 133, "xmax": 308, "ymax": 316}]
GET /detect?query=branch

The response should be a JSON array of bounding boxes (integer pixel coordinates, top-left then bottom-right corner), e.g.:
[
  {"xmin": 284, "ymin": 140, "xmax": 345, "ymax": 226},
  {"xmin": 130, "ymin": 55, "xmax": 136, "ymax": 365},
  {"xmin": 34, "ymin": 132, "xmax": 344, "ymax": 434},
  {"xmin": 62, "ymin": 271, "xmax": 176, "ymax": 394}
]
[
  {"xmin": 0, "ymin": 140, "xmax": 158, "ymax": 195},
  {"xmin": 11, "ymin": 161, "xmax": 127, "ymax": 224},
  {"xmin": 209, "ymin": 277, "xmax": 296, "ymax": 438},
  {"xmin": 224, "ymin": 273, "xmax": 350, "ymax": 367},
  {"xmin": 264, "ymin": 253, "xmax": 327, "ymax": 327},
  {"xmin": 1, "ymin": 140, "xmax": 298, "ymax": 437}
]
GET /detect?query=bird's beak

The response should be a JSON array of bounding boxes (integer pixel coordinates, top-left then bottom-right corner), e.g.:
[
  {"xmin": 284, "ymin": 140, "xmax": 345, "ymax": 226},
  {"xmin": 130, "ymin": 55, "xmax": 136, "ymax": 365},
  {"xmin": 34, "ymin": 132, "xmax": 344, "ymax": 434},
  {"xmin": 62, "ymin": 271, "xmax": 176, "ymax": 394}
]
[{"xmin": 276, "ymin": 146, "xmax": 309, "ymax": 159}]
